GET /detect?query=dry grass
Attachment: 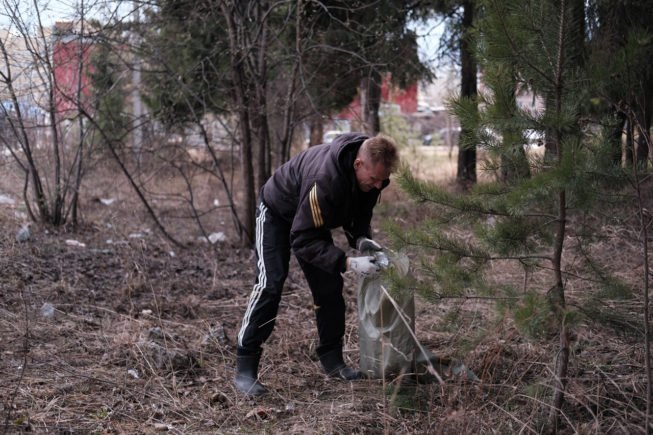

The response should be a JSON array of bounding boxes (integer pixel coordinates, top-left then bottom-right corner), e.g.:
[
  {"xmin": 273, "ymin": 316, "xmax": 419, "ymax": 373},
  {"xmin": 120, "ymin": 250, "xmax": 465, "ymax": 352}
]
[{"xmin": 0, "ymin": 146, "xmax": 649, "ymax": 434}]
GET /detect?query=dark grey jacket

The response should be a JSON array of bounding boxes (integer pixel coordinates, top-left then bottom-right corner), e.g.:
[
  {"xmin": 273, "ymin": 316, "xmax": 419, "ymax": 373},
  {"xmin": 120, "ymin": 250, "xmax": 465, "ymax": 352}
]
[{"xmin": 261, "ymin": 133, "xmax": 390, "ymax": 274}]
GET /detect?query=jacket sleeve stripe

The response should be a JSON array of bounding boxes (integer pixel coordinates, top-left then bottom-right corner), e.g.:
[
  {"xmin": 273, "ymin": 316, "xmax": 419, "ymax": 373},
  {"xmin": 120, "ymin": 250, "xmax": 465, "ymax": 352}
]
[{"xmin": 309, "ymin": 183, "xmax": 324, "ymax": 227}]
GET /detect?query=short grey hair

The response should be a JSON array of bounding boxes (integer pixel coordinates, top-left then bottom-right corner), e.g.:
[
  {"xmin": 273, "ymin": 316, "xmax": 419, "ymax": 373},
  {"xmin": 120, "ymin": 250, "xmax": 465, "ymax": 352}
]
[{"xmin": 360, "ymin": 134, "xmax": 399, "ymax": 173}]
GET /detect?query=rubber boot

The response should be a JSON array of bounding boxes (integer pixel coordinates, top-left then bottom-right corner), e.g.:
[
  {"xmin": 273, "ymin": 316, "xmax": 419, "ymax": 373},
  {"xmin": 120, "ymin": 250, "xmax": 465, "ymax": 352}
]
[
  {"xmin": 319, "ymin": 348, "xmax": 364, "ymax": 380},
  {"xmin": 234, "ymin": 353, "xmax": 267, "ymax": 396}
]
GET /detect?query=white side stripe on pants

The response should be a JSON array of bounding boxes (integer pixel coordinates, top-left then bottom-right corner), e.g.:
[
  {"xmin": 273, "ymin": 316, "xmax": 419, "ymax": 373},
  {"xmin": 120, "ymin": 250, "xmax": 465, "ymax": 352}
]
[{"xmin": 237, "ymin": 202, "xmax": 268, "ymax": 347}]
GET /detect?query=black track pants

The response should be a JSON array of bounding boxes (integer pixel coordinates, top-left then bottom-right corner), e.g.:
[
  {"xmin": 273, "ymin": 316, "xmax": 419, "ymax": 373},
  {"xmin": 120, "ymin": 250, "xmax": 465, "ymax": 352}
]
[{"xmin": 237, "ymin": 201, "xmax": 345, "ymax": 356}]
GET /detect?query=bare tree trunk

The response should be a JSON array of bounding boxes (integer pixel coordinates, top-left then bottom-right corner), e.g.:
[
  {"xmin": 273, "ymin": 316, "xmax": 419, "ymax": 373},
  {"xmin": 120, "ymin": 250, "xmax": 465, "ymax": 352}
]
[
  {"xmin": 132, "ymin": 0, "xmax": 143, "ymax": 167},
  {"xmin": 251, "ymin": 0, "xmax": 270, "ymax": 191},
  {"xmin": 34, "ymin": 7, "xmax": 64, "ymax": 225},
  {"xmin": 221, "ymin": 0, "xmax": 256, "ymax": 246},
  {"xmin": 72, "ymin": 6, "xmax": 87, "ymax": 228},
  {"xmin": 456, "ymin": 0, "xmax": 477, "ymax": 186},
  {"xmin": 361, "ymin": 69, "xmax": 381, "ymax": 135},
  {"xmin": 547, "ymin": 1, "xmax": 570, "ymax": 430},
  {"xmin": 309, "ymin": 115, "xmax": 324, "ymax": 147},
  {"xmin": 606, "ymin": 111, "xmax": 626, "ymax": 165},
  {"xmin": 636, "ymin": 93, "xmax": 652, "ymax": 164},
  {"xmin": 498, "ymin": 67, "xmax": 530, "ymax": 183},
  {"xmin": 279, "ymin": 0, "xmax": 303, "ymax": 164},
  {"xmin": 625, "ymin": 119, "xmax": 635, "ymax": 165}
]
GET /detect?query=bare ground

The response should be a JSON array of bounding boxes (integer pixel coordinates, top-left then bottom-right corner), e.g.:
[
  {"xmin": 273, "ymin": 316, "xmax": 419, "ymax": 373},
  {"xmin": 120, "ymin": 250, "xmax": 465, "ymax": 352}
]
[{"xmin": 0, "ymin": 152, "xmax": 649, "ymax": 434}]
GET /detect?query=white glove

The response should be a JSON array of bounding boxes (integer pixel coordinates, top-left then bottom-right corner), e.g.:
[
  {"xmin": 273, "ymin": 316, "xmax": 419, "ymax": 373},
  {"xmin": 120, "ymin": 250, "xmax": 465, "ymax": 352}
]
[
  {"xmin": 347, "ymin": 256, "xmax": 380, "ymax": 277},
  {"xmin": 356, "ymin": 237, "xmax": 382, "ymax": 252}
]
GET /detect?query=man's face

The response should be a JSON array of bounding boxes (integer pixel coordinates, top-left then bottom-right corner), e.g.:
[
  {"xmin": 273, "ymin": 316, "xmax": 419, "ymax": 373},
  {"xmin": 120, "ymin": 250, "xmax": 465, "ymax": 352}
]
[{"xmin": 354, "ymin": 157, "xmax": 390, "ymax": 192}]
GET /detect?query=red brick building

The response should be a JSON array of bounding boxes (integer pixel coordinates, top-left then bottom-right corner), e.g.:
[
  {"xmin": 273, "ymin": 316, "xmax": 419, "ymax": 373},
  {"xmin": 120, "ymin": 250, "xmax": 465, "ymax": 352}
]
[
  {"xmin": 337, "ymin": 76, "xmax": 418, "ymax": 122},
  {"xmin": 52, "ymin": 22, "xmax": 94, "ymax": 116}
]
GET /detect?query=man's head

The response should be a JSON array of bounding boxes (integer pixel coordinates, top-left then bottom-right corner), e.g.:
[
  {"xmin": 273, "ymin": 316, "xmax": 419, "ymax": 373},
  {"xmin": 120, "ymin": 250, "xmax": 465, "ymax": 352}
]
[{"xmin": 353, "ymin": 134, "xmax": 399, "ymax": 192}]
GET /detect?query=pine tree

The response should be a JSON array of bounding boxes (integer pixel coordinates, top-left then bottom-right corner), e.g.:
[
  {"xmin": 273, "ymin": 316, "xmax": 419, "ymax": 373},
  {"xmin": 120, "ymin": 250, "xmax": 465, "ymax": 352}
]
[
  {"xmin": 391, "ymin": 0, "xmax": 638, "ymax": 431},
  {"xmin": 88, "ymin": 31, "xmax": 129, "ymax": 155}
]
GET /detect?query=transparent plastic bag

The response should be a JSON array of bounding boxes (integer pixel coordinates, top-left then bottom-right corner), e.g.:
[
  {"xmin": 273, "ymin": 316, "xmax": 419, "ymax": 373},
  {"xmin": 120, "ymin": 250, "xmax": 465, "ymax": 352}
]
[{"xmin": 357, "ymin": 250, "xmax": 415, "ymax": 378}]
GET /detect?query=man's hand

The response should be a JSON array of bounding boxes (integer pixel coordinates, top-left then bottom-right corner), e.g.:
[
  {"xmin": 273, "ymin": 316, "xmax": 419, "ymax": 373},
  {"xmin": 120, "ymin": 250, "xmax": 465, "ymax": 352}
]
[
  {"xmin": 347, "ymin": 256, "xmax": 380, "ymax": 277},
  {"xmin": 357, "ymin": 237, "xmax": 382, "ymax": 252}
]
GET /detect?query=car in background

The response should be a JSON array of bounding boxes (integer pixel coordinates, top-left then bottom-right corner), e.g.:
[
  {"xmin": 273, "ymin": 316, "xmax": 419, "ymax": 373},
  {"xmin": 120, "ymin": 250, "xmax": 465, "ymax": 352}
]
[
  {"xmin": 322, "ymin": 130, "xmax": 345, "ymax": 144},
  {"xmin": 478, "ymin": 127, "xmax": 544, "ymax": 150},
  {"xmin": 439, "ymin": 127, "xmax": 461, "ymax": 147}
]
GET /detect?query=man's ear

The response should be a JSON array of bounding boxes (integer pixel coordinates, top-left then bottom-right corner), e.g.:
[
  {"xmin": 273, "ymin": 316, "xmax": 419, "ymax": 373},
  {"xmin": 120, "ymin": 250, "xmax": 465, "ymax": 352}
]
[{"xmin": 353, "ymin": 158, "xmax": 362, "ymax": 169}]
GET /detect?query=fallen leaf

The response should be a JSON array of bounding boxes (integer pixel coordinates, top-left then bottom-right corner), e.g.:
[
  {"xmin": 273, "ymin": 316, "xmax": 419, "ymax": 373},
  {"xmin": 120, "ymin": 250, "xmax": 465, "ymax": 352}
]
[{"xmin": 246, "ymin": 406, "xmax": 272, "ymax": 420}]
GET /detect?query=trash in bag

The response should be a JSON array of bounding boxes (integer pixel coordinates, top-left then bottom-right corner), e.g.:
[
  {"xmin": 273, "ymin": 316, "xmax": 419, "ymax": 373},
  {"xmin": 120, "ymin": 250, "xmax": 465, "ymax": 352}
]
[
  {"xmin": 357, "ymin": 249, "xmax": 479, "ymax": 383},
  {"xmin": 357, "ymin": 249, "xmax": 415, "ymax": 379},
  {"xmin": 415, "ymin": 349, "xmax": 479, "ymax": 383}
]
